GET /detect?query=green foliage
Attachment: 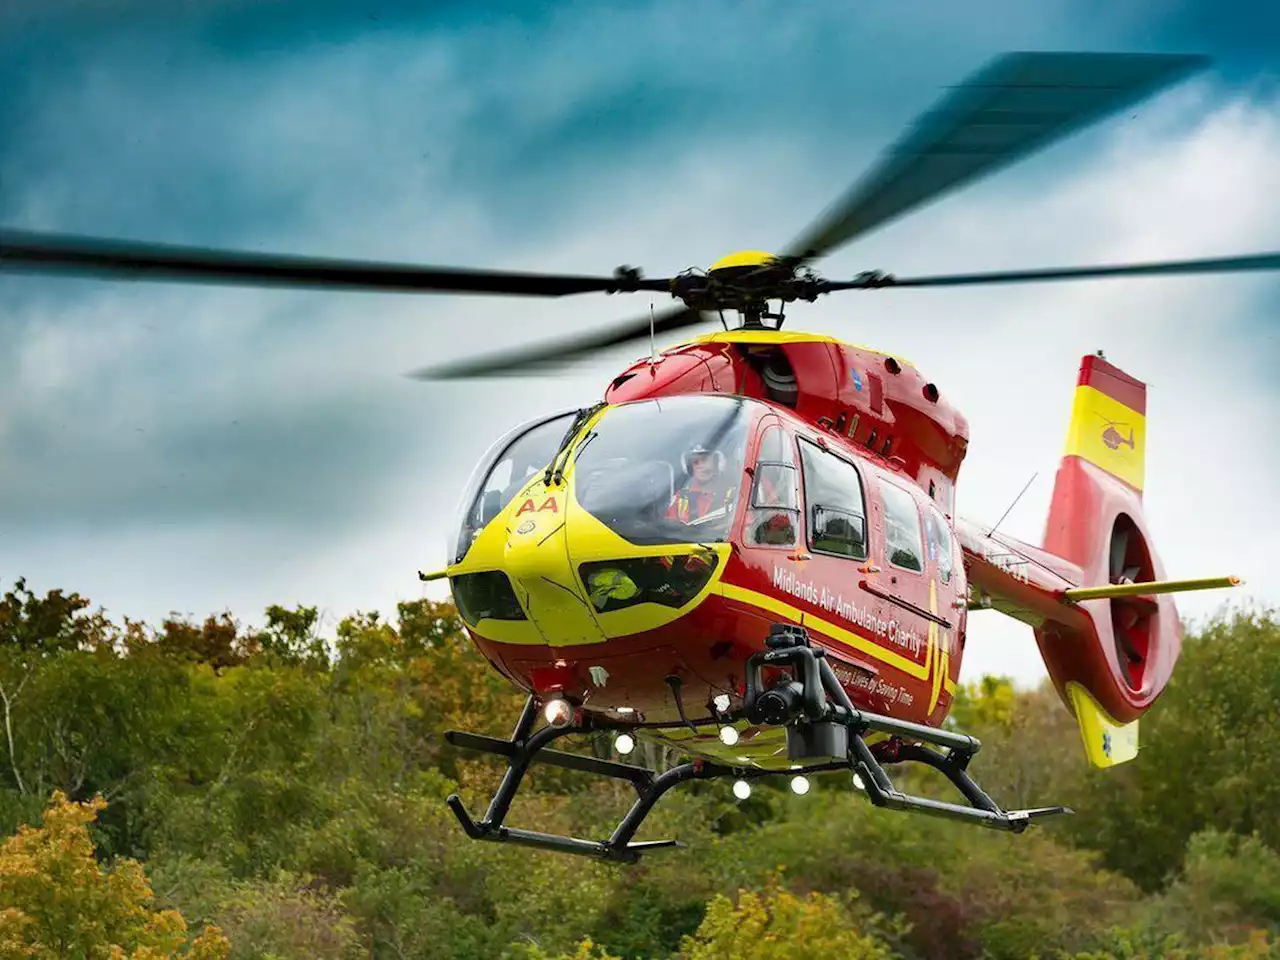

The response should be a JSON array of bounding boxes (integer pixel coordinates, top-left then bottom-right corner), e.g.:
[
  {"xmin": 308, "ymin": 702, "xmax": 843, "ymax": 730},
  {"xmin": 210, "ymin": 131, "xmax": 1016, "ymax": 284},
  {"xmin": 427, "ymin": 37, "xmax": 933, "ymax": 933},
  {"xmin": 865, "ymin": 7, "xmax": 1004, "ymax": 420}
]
[
  {"xmin": 675, "ymin": 878, "xmax": 894, "ymax": 959},
  {"xmin": 947, "ymin": 674, "xmax": 1017, "ymax": 730},
  {"xmin": 210, "ymin": 872, "xmax": 362, "ymax": 960},
  {"xmin": 250, "ymin": 605, "xmax": 327, "ymax": 668},
  {"xmin": 1138, "ymin": 829, "xmax": 1280, "ymax": 947},
  {"xmin": 1067, "ymin": 607, "xmax": 1280, "ymax": 889},
  {"xmin": 516, "ymin": 938, "xmax": 623, "ymax": 960},
  {"xmin": 0, "ymin": 580, "xmax": 1277, "ymax": 958},
  {"xmin": 1067, "ymin": 929, "xmax": 1280, "ymax": 959}
]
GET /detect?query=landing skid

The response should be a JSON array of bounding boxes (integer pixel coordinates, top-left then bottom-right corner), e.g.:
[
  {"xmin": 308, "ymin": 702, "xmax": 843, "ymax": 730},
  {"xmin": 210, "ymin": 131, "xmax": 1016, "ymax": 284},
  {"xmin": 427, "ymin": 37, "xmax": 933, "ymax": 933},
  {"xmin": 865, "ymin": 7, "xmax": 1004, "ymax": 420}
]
[{"xmin": 444, "ymin": 626, "xmax": 1070, "ymax": 862}]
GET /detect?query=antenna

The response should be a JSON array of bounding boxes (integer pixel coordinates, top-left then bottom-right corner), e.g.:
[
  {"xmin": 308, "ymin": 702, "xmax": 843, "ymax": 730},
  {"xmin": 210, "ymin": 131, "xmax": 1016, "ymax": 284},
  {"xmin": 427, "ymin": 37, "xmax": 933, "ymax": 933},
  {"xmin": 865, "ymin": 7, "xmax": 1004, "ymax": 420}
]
[
  {"xmin": 649, "ymin": 302, "xmax": 657, "ymax": 365},
  {"xmin": 987, "ymin": 471, "xmax": 1037, "ymax": 538}
]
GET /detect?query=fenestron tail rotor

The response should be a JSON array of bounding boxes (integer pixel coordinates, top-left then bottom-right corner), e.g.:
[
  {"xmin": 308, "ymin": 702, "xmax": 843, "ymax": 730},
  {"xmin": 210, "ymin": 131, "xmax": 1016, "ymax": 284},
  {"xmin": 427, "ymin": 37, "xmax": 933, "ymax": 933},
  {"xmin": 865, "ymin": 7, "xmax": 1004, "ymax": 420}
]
[{"xmin": 5, "ymin": 50, "xmax": 1280, "ymax": 379}]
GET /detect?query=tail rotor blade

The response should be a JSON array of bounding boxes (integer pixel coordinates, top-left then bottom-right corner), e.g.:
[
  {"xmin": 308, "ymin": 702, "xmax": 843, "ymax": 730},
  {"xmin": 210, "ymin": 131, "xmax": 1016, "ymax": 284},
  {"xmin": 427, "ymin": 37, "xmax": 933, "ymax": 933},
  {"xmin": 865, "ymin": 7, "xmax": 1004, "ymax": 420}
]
[{"xmin": 1110, "ymin": 525, "xmax": 1130, "ymax": 583}]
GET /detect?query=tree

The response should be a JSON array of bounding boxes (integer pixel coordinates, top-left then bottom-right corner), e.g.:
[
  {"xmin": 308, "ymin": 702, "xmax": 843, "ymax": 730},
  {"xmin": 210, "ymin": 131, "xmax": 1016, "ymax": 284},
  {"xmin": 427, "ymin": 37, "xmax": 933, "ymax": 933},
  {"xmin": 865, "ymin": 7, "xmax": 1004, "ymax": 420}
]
[
  {"xmin": 1067, "ymin": 607, "xmax": 1280, "ymax": 888},
  {"xmin": 946, "ymin": 675, "xmax": 1017, "ymax": 731},
  {"xmin": 0, "ymin": 580, "xmax": 113, "ymax": 795},
  {"xmin": 0, "ymin": 790, "xmax": 228, "ymax": 958},
  {"xmin": 248, "ymin": 605, "xmax": 327, "ymax": 668},
  {"xmin": 156, "ymin": 615, "xmax": 246, "ymax": 671},
  {"xmin": 676, "ymin": 880, "xmax": 894, "ymax": 960}
]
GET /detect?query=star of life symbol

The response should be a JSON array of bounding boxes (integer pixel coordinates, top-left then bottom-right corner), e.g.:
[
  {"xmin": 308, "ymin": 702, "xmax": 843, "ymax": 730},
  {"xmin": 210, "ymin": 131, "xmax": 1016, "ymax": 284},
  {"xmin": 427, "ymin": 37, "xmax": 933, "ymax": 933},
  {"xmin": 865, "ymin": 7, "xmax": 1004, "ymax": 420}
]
[
  {"xmin": 589, "ymin": 665, "xmax": 609, "ymax": 687},
  {"xmin": 1102, "ymin": 731, "xmax": 1113, "ymax": 757}
]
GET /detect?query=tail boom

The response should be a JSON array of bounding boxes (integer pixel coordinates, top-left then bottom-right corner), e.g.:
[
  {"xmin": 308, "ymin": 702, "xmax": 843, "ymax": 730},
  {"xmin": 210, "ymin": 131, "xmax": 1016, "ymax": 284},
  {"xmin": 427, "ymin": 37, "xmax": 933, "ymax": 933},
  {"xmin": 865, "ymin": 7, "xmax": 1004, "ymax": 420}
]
[{"xmin": 957, "ymin": 353, "xmax": 1237, "ymax": 769}]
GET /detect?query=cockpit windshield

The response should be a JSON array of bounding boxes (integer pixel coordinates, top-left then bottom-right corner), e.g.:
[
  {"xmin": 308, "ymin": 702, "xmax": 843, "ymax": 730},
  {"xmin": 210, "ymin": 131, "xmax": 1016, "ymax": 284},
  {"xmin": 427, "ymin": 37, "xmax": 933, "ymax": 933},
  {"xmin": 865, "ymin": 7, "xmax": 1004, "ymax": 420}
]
[
  {"xmin": 571, "ymin": 396, "xmax": 751, "ymax": 546},
  {"xmin": 450, "ymin": 409, "xmax": 578, "ymax": 563}
]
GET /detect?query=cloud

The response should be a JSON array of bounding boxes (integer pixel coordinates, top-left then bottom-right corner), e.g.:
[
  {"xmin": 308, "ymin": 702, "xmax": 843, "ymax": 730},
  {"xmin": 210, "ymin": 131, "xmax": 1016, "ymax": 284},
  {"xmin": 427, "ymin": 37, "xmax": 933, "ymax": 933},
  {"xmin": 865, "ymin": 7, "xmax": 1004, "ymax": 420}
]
[{"xmin": 804, "ymin": 78, "xmax": 1280, "ymax": 683}]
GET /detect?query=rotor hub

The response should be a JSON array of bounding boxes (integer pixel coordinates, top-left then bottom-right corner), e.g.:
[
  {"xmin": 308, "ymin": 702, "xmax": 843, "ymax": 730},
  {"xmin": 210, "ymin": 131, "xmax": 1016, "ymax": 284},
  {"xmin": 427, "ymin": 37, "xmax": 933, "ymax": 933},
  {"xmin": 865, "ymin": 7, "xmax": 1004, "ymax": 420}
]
[{"xmin": 668, "ymin": 250, "xmax": 820, "ymax": 322}]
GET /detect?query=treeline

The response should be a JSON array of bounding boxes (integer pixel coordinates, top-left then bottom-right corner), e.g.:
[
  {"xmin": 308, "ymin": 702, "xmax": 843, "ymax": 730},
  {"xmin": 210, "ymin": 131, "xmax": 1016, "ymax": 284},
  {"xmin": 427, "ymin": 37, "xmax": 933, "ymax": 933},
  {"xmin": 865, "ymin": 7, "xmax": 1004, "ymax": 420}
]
[{"xmin": 0, "ymin": 576, "xmax": 1277, "ymax": 958}]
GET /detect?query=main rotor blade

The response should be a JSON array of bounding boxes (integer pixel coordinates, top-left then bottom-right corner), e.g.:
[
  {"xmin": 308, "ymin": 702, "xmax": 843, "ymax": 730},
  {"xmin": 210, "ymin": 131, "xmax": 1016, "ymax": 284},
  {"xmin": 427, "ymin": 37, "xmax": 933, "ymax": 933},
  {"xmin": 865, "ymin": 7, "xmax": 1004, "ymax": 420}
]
[
  {"xmin": 407, "ymin": 304, "xmax": 708, "ymax": 379},
  {"xmin": 0, "ymin": 229, "xmax": 670, "ymax": 297},
  {"xmin": 825, "ymin": 250, "xmax": 1280, "ymax": 290},
  {"xmin": 783, "ymin": 52, "xmax": 1209, "ymax": 261}
]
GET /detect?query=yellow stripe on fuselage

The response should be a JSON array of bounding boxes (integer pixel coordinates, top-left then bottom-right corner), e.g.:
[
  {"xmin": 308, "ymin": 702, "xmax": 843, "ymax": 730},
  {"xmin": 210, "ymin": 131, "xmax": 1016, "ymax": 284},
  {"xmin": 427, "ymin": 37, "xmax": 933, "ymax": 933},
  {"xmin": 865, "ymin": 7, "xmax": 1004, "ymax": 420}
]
[
  {"xmin": 928, "ymin": 580, "xmax": 946, "ymax": 714},
  {"xmin": 716, "ymin": 581, "xmax": 956, "ymax": 695},
  {"xmin": 1064, "ymin": 385, "xmax": 1146, "ymax": 491},
  {"xmin": 680, "ymin": 328, "xmax": 915, "ymax": 368}
]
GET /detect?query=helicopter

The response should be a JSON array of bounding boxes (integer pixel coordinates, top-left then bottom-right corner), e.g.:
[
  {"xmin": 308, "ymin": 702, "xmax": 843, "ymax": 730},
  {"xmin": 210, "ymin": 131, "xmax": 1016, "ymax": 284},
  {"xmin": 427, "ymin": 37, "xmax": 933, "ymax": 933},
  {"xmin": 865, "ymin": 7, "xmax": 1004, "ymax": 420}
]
[{"xmin": 0, "ymin": 50, "xmax": 1264, "ymax": 864}]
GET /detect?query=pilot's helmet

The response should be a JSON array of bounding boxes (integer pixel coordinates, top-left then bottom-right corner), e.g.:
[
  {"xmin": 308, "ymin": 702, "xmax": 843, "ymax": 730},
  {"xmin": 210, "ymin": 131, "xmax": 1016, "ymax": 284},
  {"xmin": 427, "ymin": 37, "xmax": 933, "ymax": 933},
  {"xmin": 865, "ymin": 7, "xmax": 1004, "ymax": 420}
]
[{"xmin": 681, "ymin": 443, "xmax": 726, "ymax": 474}]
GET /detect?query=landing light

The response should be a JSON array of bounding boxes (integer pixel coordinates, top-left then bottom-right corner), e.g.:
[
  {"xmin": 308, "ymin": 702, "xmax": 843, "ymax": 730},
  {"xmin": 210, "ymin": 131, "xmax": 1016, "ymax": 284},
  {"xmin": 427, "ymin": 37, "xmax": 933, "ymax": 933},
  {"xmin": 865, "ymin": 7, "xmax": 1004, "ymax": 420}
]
[
  {"xmin": 791, "ymin": 775, "xmax": 811, "ymax": 796},
  {"xmin": 718, "ymin": 725, "xmax": 740, "ymax": 746},
  {"xmin": 852, "ymin": 773, "xmax": 865, "ymax": 791},
  {"xmin": 614, "ymin": 733, "xmax": 635, "ymax": 756},
  {"xmin": 713, "ymin": 694, "xmax": 731, "ymax": 713},
  {"xmin": 733, "ymin": 779, "xmax": 752, "ymax": 801},
  {"xmin": 543, "ymin": 698, "xmax": 573, "ymax": 727}
]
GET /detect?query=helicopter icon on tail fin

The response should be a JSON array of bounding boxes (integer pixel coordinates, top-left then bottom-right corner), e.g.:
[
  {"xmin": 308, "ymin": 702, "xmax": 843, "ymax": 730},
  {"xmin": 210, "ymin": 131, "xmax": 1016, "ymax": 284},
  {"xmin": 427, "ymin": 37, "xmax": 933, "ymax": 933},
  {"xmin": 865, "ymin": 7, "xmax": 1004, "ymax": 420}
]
[{"xmin": 1095, "ymin": 414, "xmax": 1135, "ymax": 451}]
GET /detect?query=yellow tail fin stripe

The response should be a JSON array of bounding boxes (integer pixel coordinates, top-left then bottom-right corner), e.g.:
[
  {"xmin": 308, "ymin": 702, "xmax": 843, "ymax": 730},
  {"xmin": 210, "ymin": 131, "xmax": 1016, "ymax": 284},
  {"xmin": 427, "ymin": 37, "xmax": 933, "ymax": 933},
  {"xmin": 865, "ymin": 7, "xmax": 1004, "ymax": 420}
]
[
  {"xmin": 1063, "ymin": 384, "xmax": 1146, "ymax": 491},
  {"xmin": 1066, "ymin": 681, "xmax": 1139, "ymax": 768}
]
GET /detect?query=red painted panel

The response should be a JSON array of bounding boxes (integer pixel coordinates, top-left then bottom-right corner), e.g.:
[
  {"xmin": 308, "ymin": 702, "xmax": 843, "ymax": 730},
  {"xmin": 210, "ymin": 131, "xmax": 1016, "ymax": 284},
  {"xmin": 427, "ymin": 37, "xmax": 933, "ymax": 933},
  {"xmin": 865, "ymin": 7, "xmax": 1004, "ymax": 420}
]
[{"xmin": 1078, "ymin": 354, "xmax": 1147, "ymax": 414}]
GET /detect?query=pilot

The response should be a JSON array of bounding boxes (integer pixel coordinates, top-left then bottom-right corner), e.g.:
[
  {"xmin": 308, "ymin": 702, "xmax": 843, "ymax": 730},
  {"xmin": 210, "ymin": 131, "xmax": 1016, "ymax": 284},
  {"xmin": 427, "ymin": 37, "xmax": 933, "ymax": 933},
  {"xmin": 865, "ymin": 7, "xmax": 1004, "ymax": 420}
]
[{"xmin": 668, "ymin": 444, "xmax": 734, "ymax": 524}]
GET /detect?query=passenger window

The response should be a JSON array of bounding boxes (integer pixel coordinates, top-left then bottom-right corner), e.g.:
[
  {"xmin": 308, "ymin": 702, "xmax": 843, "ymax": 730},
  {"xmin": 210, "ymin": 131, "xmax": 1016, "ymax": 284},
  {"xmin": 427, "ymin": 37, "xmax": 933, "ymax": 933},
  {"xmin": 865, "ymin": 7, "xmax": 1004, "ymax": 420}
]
[
  {"xmin": 881, "ymin": 482, "xmax": 924, "ymax": 572},
  {"xmin": 925, "ymin": 505, "xmax": 953, "ymax": 584},
  {"xmin": 747, "ymin": 425, "xmax": 798, "ymax": 547},
  {"xmin": 798, "ymin": 440, "xmax": 867, "ymax": 560}
]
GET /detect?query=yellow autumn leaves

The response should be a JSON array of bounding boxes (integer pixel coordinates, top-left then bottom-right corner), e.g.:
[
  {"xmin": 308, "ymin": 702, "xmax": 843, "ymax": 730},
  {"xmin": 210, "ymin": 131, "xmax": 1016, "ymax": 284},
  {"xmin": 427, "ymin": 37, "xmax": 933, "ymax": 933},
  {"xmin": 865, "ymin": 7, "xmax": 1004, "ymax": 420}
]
[{"xmin": 0, "ymin": 791, "xmax": 228, "ymax": 960}]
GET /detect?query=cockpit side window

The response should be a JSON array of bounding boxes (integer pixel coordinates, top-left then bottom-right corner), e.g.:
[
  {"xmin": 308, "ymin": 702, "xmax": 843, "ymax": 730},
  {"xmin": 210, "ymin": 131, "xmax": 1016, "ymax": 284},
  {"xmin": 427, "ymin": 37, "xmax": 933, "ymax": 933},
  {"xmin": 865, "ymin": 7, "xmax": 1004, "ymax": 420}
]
[
  {"xmin": 451, "ymin": 410, "xmax": 578, "ymax": 563},
  {"xmin": 746, "ymin": 423, "xmax": 799, "ymax": 547},
  {"xmin": 798, "ymin": 439, "xmax": 868, "ymax": 561},
  {"xmin": 881, "ymin": 481, "xmax": 925, "ymax": 573}
]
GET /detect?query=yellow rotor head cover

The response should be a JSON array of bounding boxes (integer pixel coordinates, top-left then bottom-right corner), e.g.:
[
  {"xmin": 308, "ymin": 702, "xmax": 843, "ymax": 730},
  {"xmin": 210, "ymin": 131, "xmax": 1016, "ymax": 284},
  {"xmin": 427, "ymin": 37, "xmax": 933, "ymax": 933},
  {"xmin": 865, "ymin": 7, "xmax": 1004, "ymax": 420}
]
[{"xmin": 708, "ymin": 250, "xmax": 778, "ymax": 272}]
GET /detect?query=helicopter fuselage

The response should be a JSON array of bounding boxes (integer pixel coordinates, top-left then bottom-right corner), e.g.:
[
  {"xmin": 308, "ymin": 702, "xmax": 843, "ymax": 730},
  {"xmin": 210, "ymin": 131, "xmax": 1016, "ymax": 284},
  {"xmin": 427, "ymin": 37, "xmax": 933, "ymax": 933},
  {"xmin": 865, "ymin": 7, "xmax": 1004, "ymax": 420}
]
[{"xmin": 444, "ymin": 330, "xmax": 978, "ymax": 768}]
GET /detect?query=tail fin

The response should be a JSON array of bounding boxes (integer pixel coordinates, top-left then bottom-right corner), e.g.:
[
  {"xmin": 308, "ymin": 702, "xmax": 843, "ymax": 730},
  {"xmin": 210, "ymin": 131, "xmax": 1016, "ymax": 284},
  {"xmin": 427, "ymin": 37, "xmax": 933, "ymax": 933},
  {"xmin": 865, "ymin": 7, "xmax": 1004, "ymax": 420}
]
[
  {"xmin": 1062, "ymin": 353, "xmax": 1147, "ymax": 494},
  {"xmin": 1038, "ymin": 354, "xmax": 1178, "ymax": 768}
]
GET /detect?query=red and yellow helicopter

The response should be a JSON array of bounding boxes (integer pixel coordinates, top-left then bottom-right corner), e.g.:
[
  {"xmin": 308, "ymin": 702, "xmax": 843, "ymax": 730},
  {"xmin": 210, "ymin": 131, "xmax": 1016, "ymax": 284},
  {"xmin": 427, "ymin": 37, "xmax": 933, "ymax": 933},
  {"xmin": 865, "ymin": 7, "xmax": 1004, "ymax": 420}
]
[{"xmin": 1, "ymin": 51, "xmax": 1266, "ymax": 863}]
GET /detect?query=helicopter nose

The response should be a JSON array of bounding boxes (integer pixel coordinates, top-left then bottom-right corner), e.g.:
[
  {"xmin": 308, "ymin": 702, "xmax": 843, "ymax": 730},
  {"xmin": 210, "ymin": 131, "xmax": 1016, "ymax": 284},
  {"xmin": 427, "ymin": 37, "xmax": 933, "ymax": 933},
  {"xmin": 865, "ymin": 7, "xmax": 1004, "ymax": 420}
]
[{"xmin": 502, "ymin": 484, "xmax": 606, "ymax": 646}]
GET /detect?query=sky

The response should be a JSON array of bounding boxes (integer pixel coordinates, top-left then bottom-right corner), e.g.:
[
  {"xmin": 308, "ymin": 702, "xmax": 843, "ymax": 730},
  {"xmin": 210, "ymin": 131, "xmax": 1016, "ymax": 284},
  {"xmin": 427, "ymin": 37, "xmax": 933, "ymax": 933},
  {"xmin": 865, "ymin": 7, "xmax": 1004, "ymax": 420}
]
[{"xmin": 1, "ymin": 1, "xmax": 1277, "ymax": 687}]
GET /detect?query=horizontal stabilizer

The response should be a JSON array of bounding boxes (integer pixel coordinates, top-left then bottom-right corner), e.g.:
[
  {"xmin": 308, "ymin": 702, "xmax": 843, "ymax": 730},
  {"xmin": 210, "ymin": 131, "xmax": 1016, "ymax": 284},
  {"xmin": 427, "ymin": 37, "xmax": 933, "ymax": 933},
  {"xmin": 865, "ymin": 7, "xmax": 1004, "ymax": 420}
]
[{"xmin": 1063, "ymin": 575, "xmax": 1240, "ymax": 602}]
